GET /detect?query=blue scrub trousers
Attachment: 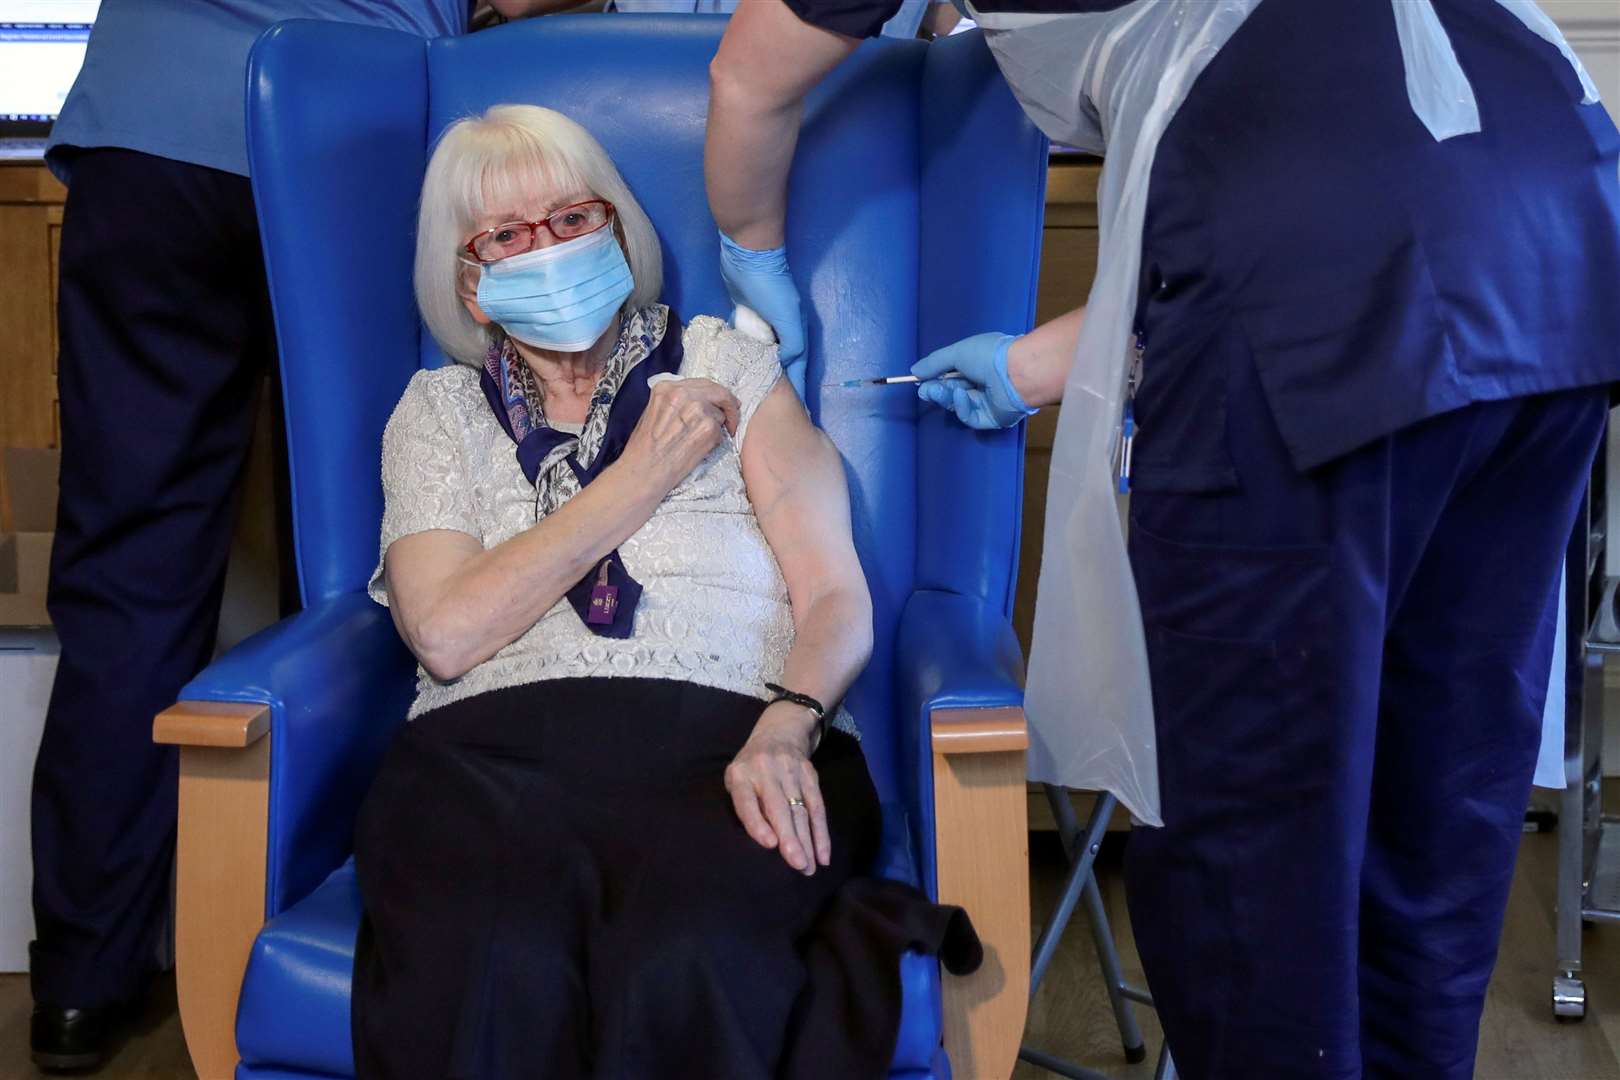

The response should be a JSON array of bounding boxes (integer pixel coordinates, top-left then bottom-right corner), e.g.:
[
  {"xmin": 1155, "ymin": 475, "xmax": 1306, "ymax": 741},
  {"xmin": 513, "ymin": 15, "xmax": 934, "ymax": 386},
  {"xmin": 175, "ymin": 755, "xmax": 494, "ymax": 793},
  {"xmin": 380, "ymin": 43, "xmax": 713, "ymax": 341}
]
[
  {"xmin": 1123, "ymin": 348, "xmax": 1607, "ymax": 1079},
  {"xmin": 30, "ymin": 148, "xmax": 277, "ymax": 1008}
]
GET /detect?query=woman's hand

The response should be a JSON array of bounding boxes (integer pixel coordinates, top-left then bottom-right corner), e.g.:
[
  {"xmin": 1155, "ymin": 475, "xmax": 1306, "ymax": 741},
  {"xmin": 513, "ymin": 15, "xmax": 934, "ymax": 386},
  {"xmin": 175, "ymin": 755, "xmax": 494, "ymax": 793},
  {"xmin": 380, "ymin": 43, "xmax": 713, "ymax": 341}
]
[
  {"xmin": 617, "ymin": 377, "xmax": 740, "ymax": 499},
  {"xmin": 724, "ymin": 702, "xmax": 830, "ymax": 875}
]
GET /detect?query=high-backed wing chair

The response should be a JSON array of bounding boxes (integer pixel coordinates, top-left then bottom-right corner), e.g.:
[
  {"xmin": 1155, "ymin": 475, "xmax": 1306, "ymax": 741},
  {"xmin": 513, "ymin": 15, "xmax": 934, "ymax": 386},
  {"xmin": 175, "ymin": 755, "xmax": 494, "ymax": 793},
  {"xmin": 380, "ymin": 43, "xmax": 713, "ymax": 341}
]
[{"xmin": 151, "ymin": 15, "xmax": 1047, "ymax": 1080}]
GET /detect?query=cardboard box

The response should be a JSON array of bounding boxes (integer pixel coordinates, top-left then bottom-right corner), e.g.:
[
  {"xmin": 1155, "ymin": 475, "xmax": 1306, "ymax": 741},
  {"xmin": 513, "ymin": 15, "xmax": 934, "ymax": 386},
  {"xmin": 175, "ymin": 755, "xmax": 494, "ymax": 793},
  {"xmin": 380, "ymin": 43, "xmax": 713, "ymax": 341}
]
[
  {"xmin": 0, "ymin": 531, "xmax": 51, "ymax": 628},
  {"xmin": 1, "ymin": 448, "xmax": 56, "ymax": 628},
  {"xmin": 5, "ymin": 447, "xmax": 59, "ymax": 533},
  {"xmin": 0, "ymin": 629, "xmax": 59, "ymax": 971},
  {"xmin": 0, "ymin": 595, "xmax": 49, "ymax": 628},
  {"xmin": 2, "ymin": 532, "xmax": 51, "ymax": 592}
]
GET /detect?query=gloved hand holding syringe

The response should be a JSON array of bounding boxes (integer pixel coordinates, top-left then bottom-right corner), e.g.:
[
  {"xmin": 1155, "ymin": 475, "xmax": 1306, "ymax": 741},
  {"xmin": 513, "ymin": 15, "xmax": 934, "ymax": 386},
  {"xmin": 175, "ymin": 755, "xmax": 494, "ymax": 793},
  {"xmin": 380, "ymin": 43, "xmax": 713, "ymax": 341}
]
[
  {"xmin": 826, "ymin": 331, "xmax": 1038, "ymax": 431},
  {"xmin": 878, "ymin": 309, "xmax": 1085, "ymax": 429}
]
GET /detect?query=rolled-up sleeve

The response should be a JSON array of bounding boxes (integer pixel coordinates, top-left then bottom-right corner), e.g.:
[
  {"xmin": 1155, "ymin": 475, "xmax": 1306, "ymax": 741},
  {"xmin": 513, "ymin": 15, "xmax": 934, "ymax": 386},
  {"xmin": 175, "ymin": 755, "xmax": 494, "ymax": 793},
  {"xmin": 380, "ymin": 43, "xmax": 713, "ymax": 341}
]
[{"xmin": 680, "ymin": 317, "xmax": 785, "ymax": 451}]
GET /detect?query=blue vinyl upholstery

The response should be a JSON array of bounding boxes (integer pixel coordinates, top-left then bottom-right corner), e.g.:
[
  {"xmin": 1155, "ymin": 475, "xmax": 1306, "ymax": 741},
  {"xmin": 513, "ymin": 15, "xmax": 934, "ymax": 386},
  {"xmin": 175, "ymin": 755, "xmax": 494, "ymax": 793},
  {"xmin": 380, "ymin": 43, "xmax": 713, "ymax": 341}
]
[{"xmin": 208, "ymin": 15, "xmax": 1045, "ymax": 1079}]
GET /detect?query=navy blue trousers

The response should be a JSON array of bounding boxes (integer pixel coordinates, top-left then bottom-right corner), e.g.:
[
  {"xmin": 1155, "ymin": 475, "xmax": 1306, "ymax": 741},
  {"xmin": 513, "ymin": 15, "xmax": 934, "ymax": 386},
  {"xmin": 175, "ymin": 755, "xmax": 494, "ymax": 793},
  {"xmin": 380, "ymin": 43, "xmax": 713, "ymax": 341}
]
[
  {"xmin": 30, "ymin": 148, "xmax": 276, "ymax": 1008},
  {"xmin": 1124, "ymin": 354, "xmax": 1606, "ymax": 1079},
  {"xmin": 352, "ymin": 680, "xmax": 888, "ymax": 1080}
]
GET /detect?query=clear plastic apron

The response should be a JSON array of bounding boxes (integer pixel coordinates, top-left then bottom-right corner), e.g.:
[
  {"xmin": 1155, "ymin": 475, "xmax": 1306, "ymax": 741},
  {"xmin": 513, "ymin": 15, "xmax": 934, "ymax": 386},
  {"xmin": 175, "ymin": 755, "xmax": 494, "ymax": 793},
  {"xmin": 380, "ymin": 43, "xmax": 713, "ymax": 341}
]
[{"xmin": 964, "ymin": 0, "xmax": 1601, "ymax": 825}]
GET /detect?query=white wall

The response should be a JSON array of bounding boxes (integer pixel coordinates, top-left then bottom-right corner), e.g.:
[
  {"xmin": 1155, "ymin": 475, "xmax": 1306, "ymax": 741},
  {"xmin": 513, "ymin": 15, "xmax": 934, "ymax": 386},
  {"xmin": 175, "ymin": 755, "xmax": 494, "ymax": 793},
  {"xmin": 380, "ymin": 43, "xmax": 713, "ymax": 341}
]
[{"xmin": 1545, "ymin": 0, "xmax": 1620, "ymax": 105}]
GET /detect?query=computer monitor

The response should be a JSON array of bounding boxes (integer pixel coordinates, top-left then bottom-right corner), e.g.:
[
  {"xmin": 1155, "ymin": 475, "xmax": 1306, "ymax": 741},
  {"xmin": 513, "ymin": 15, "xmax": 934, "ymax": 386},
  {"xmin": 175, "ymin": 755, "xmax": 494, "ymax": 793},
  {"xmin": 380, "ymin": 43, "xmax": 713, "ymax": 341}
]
[{"xmin": 0, "ymin": 0, "xmax": 99, "ymax": 146}]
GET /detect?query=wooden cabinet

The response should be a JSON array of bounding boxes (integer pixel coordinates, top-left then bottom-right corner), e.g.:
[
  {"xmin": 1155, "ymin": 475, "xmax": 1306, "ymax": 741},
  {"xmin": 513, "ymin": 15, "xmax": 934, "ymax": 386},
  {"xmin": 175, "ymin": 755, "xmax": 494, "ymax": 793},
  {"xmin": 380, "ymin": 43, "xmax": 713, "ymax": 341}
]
[
  {"xmin": 0, "ymin": 163, "xmax": 67, "ymax": 531},
  {"xmin": 0, "ymin": 160, "xmax": 282, "ymax": 648},
  {"xmin": 1015, "ymin": 160, "xmax": 1101, "ymax": 656}
]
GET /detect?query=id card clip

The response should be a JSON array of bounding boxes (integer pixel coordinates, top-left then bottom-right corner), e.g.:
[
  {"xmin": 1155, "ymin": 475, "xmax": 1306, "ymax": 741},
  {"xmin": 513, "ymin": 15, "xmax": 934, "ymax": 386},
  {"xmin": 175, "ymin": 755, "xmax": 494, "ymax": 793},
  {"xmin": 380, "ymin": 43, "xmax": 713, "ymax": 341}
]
[
  {"xmin": 1117, "ymin": 333, "xmax": 1144, "ymax": 494},
  {"xmin": 587, "ymin": 558, "xmax": 619, "ymax": 625}
]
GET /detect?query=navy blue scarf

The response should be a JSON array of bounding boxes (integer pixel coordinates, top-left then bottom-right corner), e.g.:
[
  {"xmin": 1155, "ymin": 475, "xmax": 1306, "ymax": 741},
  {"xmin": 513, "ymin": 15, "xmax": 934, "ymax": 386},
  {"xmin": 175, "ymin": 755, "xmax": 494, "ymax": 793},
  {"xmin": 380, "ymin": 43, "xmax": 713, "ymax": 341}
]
[{"xmin": 478, "ymin": 311, "xmax": 684, "ymax": 638}]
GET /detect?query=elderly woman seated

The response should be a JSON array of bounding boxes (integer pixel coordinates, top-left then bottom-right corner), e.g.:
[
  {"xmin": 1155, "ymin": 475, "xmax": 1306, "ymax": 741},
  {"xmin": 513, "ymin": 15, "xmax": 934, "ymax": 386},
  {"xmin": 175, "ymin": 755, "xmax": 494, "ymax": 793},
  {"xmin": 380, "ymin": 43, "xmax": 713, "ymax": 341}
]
[{"xmin": 353, "ymin": 104, "xmax": 971, "ymax": 1080}]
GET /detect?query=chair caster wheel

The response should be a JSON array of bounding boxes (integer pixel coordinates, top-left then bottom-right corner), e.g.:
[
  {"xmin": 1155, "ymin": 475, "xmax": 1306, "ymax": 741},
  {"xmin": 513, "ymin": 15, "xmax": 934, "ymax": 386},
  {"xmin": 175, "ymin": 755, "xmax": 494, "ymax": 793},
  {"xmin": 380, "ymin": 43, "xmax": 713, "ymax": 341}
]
[
  {"xmin": 1125, "ymin": 1042, "xmax": 1147, "ymax": 1065},
  {"xmin": 1553, "ymin": 975, "xmax": 1587, "ymax": 1021}
]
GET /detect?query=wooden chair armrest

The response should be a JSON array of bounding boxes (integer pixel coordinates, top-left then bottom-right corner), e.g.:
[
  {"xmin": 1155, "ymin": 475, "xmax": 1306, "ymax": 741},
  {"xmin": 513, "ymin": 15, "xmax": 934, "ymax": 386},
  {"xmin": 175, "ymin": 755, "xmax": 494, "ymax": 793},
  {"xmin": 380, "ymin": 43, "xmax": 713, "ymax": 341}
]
[
  {"xmin": 932, "ymin": 705, "xmax": 1030, "ymax": 1080},
  {"xmin": 152, "ymin": 701, "xmax": 271, "ymax": 1080},
  {"xmin": 153, "ymin": 700, "xmax": 270, "ymax": 748},
  {"xmin": 932, "ymin": 706, "xmax": 1028, "ymax": 756}
]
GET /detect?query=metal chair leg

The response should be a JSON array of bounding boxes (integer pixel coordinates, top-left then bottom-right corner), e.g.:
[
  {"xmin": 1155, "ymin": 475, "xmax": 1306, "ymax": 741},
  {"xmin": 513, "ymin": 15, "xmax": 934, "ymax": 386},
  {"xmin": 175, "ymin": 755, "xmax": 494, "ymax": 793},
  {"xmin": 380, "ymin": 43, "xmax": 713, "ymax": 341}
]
[
  {"xmin": 1043, "ymin": 788, "xmax": 1145, "ymax": 1059},
  {"xmin": 1081, "ymin": 869, "xmax": 1147, "ymax": 1062},
  {"xmin": 1030, "ymin": 787, "xmax": 1112, "ymax": 994},
  {"xmin": 1022, "ymin": 785, "xmax": 1170, "ymax": 1076},
  {"xmin": 1154, "ymin": 1044, "xmax": 1177, "ymax": 1080}
]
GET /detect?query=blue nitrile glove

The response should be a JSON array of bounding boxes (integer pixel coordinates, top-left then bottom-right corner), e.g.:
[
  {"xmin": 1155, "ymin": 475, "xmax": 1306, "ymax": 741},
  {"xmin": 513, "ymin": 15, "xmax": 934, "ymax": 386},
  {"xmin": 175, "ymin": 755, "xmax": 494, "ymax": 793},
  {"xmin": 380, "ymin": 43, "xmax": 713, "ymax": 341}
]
[
  {"xmin": 911, "ymin": 332, "xmax": 1036, "ymax": 430},
  {"xmin": 718, "ymin": 231, "xmax": 807, "ymax": 399}
]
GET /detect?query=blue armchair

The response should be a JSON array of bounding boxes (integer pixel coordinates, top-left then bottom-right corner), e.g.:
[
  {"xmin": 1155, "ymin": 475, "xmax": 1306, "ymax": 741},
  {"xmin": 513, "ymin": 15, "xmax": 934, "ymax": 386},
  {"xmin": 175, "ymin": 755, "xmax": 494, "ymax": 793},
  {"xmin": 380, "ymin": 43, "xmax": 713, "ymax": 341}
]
[{"xmin": 151, "ymin": 15, "xmax": 1047, "ymax": 1080}]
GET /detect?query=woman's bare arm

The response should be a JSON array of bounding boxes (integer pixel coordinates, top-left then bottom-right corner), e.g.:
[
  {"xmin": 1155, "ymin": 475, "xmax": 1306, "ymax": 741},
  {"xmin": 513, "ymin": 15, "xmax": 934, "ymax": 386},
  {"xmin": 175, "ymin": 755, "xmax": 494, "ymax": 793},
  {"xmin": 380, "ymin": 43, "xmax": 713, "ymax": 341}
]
[
  {"xmin": 385, "ymin": 472, "xmax": 660, "ymax": 683},
  {"xmin": 743, "ymin": 379, "xmax": 874, "ymax": 718},
  {"xmin": 385, "ymin": 378, "xmax": 739, "ymax": 682},
  {"xmin": 725, "ymin": 378, "xmax": 873, "ymax": 875}
]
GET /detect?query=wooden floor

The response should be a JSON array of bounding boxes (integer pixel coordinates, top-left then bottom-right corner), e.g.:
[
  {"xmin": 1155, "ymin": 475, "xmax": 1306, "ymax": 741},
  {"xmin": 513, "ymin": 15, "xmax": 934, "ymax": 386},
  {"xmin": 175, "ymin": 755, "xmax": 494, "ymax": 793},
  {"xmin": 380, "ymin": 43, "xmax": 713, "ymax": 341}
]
[
  {"xmin": 1012, "ymin": 820, "xmax": 1620, "ymax": 1080},
  {"xmin": 3, "ymin": 820, "xmax": 1620, "ymax": 1079},
  {"xmin": 0, "ymin": 975, "xmax": 189, "ymax": 1078}
]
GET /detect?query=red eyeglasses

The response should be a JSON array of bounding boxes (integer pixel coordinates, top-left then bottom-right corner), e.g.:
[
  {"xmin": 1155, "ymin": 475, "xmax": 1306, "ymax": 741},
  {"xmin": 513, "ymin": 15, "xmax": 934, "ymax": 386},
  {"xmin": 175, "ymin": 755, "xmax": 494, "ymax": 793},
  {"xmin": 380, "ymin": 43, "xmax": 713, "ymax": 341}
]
[{"xmin": 461, "ymin": 199, "xmax": 616, "ymax": 264}]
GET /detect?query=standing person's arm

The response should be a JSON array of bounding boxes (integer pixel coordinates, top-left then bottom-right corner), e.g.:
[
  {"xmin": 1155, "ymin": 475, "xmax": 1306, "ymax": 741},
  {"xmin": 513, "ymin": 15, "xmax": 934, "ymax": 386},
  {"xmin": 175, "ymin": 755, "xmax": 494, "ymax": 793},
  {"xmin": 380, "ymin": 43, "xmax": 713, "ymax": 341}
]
[
  {"xmin": 705, "ymin": 0, "xmax": 899, "ymax": 396},
  {"xmin": 705, "ymin": 0, "xmax": 860, "ymax": 249}
]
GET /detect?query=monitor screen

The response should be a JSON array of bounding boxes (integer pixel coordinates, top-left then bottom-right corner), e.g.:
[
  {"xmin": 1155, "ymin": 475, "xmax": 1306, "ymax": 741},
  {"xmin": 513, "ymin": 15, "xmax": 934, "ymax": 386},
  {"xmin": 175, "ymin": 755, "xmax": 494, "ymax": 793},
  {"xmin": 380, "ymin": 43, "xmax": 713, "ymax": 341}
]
[
  {"xmin": 0, "ymin": 1, "xmax": 99, "ymax": 23},
  {"xmin": 0, "ymin": 1, "xmax": 98, "ymax": 124}
]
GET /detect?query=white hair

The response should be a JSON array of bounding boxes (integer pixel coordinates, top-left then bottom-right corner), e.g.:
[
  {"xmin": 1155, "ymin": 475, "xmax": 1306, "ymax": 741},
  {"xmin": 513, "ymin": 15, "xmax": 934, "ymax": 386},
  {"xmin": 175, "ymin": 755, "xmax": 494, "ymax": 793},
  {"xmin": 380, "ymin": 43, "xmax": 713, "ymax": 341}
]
[{"xmin": 415, "ymin": 104, "xmax": 664, "ymax": 366}]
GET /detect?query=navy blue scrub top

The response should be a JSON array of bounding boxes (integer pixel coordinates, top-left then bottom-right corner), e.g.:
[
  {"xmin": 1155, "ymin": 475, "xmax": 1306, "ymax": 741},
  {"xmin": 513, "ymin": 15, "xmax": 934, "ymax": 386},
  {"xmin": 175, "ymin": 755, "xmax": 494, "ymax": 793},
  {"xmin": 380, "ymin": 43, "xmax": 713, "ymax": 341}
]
[
  {"xmin": 786, "ymin": 0, "xmax": 1619, "ymax": 485},
  {"xmin": 1129, "ymin": 0, "xmax": 1620, "ymax": 492}
]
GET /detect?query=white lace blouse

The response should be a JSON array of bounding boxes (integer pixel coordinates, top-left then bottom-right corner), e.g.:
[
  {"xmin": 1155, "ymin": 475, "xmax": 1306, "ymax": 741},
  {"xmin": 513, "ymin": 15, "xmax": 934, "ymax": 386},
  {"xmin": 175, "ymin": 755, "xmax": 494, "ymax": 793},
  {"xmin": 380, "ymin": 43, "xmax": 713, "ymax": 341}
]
[{"xmin": 369, "ymin": 315, "xmax": 855, "ymax": 733}]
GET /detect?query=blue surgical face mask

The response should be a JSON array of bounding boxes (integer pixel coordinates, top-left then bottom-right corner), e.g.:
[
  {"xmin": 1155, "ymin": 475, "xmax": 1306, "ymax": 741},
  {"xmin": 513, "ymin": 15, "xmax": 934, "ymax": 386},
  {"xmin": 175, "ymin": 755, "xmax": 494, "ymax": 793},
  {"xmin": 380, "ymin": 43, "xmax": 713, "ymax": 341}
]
[{"xmin": 475, "ymin": 226, "xmax": 634, "ymax": 352}]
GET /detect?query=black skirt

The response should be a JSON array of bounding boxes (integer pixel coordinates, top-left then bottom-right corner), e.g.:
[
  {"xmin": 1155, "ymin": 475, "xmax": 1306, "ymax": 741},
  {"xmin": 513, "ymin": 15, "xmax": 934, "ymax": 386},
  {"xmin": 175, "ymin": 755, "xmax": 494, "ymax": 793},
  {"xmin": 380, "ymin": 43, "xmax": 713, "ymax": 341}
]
[{"xmin": 351, "ymin": 678, "xmax": 976, "ymax": 1080}]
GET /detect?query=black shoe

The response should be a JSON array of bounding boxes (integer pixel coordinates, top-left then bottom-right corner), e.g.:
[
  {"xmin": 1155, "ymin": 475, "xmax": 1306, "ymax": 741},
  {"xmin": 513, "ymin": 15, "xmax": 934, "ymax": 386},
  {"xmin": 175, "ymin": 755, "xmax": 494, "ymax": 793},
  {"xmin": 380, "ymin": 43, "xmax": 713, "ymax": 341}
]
[{"xmin": 29, "ymin": 1002, "xmax": 132, "ymax": 1072}]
